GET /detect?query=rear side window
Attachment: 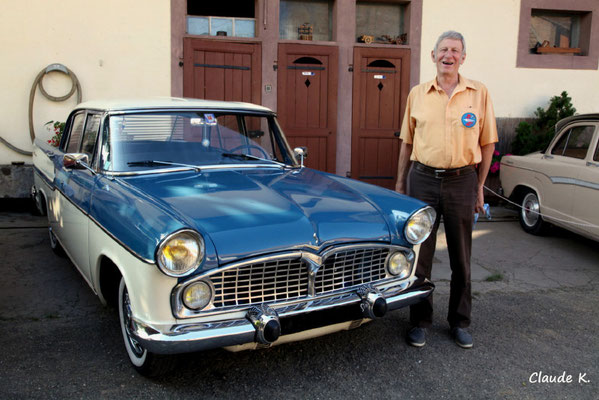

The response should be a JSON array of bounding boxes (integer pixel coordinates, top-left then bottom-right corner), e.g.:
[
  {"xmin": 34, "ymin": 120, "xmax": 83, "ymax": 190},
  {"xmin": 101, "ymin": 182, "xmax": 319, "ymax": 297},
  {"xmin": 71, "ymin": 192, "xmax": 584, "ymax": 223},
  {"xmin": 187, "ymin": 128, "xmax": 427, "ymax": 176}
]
[
  {"xmin": 66, "ymin": 113, "xmax": 85, "ymax": 153},
  {"xmin": 551, "ymin": 125, "xmax": 595, "ymax": 159},
  {"xmin": 80, "ymin": 114, "xmax": 101, "ymax": 160}
]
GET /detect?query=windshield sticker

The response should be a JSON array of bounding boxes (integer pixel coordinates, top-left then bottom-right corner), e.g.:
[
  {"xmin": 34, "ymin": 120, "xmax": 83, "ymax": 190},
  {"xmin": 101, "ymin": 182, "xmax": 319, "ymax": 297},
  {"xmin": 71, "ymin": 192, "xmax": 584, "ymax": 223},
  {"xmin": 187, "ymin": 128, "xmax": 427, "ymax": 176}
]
[
  {"xmin": 204, "ymin": 114, "xmax": 217, "ymax": 125},
  {"xmin": 461, "ymin": 112, "xmax": 477, "ymax": 128},
  {"xmin": 190, "ymin": 118, "xmax": 204, "ymax": 126}
]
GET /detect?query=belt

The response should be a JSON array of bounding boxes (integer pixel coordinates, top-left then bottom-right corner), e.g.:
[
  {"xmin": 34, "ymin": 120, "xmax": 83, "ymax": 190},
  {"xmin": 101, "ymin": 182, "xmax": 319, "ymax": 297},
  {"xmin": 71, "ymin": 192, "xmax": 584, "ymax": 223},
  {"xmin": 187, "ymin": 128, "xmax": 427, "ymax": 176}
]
[{"xmin": 413, "ymin": 162, "xmax": 475, "ymax": 178}]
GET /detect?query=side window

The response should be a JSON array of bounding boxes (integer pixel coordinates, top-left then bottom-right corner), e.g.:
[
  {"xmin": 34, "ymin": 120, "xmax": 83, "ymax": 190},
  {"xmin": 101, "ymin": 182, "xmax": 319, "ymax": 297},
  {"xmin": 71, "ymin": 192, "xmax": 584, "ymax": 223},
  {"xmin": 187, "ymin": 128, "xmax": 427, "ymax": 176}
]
[
  {"xmin": 66, "ymin": 113, "xmax": 86, "ymax": 153},
  {"xmin": 594, "ymin": 139, "xmax": 599, "ymax": 162},
  {"xmin": 80, "ymin": 114, "xmax": 101, "ymax": 160},
  {"xmin": 551, "ymin": 125, "xmax": 595, "ymax": 159},
  {"xmin": 563, "ymin": 126, "xmax": 594, "ymax": 159}
]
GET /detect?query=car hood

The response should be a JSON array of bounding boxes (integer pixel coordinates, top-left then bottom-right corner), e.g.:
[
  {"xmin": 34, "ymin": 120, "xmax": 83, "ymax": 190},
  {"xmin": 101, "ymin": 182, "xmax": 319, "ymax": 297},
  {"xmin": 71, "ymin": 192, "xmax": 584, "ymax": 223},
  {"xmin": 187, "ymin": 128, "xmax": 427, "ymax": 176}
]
[{"xmin": 121, "ymin": 168, "xmax": 421, "ymax": 264}]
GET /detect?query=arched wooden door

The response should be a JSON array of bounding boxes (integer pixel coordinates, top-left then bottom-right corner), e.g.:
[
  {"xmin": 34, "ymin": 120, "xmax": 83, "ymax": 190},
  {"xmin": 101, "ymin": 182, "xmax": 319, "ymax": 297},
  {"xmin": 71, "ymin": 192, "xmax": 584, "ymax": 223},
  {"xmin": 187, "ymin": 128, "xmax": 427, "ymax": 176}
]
[
  {"xmin": 277, "ymin": 43, "xmax": 338, "ymax": 173},
  {"xmin": 351, "ymin": 47, "xmax": 410, "ymax": 189}
]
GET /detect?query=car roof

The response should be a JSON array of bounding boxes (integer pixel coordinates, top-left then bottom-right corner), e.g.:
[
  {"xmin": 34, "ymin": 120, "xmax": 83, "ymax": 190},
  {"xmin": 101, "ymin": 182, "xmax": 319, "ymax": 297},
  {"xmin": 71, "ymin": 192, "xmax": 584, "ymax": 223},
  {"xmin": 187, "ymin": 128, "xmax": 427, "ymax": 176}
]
[
  {"xmin": 555, "ymin": 113, "xmax": 599, "ymax": 132},
  {"xmin": 74, "ymin": 97, "xmax": 273, "ymax": 113}
]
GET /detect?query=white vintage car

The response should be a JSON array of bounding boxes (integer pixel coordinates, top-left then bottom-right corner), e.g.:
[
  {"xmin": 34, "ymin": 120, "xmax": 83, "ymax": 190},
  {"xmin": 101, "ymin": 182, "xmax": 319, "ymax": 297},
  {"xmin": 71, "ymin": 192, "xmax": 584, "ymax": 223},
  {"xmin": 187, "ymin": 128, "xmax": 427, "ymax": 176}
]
[{"xmin": 500, "ymin": 113, "xmax": 599, "ymax": 241}]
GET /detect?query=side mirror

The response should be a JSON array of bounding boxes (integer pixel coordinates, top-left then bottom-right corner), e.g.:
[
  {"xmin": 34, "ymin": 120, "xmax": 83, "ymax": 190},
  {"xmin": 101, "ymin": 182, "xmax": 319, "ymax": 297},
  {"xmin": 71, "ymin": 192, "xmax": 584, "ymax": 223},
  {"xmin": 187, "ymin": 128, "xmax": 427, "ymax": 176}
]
[
  {"xmin": 293, "ymin": 147, "xmax": 308, "ymax": 167},
  {"xmin": 63, "ymin": 153, "xmax": 91, "ymax": 170}
]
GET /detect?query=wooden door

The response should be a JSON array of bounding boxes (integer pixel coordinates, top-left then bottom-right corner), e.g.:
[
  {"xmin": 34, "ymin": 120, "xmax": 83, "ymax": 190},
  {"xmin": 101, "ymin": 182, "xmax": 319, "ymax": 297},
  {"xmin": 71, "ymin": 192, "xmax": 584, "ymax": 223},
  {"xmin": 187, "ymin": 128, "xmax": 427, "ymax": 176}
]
[
  {"xmin": 277, "ymin": 43, "xmax": 338, "ymax": 173},
  {"xmin": 351, "ymin": 47, "xmax": 410, "ymax": 189},
  {"xmin": 183, "ymin": 39, "xmax": 261, "ymax": 104}
]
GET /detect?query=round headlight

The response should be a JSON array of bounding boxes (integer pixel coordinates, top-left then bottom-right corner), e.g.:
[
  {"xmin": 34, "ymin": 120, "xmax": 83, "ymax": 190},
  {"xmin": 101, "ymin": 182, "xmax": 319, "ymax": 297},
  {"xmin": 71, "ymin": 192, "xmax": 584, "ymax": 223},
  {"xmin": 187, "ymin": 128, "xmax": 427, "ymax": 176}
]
[
  {"xmin": 183, "ymin": 281, "xmax": 213, "ymax": 310},
  {"xmin": 156, "ymin": 230, "xmax": 204, "ymax": 277},
  {"xmin": 404, "ymin": 206, "xmax": 436, "ymax": 245},
  {"xmin": 387, "ymin": 251, "xmax": 412, "ymax": 278}
]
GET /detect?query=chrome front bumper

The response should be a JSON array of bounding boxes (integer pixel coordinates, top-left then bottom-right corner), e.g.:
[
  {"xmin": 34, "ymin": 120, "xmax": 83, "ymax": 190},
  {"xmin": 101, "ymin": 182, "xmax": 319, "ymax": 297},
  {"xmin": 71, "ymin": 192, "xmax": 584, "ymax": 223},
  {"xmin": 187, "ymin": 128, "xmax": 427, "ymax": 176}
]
[{"xmin": 132, "ymin": 278, "xmax": 434, "ymax": 355}]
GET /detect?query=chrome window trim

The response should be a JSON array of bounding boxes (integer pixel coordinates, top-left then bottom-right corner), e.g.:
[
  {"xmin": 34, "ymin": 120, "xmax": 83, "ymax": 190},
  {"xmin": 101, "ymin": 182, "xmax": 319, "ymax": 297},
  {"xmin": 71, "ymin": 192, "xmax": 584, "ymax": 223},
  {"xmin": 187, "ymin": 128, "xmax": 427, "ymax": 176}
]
[{"xmin": 172, "ymin": 243, "xmax": 415, "ymax": 319}]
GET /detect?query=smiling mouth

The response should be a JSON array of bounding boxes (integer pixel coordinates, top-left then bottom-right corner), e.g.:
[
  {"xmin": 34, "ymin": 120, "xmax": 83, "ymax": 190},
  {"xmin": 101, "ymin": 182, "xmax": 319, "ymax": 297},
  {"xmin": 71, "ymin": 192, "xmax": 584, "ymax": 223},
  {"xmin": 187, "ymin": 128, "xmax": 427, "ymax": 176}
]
[{"xmin": 442, "ymin": 61, "xmax": 454, "ymax": 65}]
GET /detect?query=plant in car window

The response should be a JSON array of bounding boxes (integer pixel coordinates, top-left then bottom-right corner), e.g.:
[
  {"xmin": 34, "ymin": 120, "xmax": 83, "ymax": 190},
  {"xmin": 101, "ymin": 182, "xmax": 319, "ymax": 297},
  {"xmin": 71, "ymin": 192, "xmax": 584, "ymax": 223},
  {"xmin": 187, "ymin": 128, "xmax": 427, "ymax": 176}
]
[{"xmin": 45, "ymin": 120, "xmax": 65, "ymax": 147}]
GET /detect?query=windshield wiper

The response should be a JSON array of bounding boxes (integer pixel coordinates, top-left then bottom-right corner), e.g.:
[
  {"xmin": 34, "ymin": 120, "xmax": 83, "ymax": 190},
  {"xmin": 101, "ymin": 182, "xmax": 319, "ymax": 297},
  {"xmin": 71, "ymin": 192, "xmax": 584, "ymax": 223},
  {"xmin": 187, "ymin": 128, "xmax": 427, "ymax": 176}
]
[
  {"xmin": 220, "ymin": 153, "xmax": 291, "ymax": 168},
  {"xmin": 127, "ymin": 160, "xmax": 201, "ymax": 171}
]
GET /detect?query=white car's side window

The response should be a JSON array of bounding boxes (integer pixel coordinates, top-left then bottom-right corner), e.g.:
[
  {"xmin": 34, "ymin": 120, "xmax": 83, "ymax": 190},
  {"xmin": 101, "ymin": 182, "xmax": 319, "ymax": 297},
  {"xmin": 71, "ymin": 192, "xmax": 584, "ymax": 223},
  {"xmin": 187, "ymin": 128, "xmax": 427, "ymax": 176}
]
[{"xmin": 551, "ymin": 125, "xmax": 595, "ymax": 159}]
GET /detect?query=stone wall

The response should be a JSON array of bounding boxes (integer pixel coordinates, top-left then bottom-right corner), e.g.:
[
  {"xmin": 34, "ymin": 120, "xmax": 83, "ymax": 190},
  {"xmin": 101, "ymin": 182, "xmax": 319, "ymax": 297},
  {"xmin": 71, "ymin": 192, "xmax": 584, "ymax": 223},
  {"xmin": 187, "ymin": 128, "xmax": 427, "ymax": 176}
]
[{"xmin": 0, "ymin": 164, "xmax": 33, "ymax": 199}]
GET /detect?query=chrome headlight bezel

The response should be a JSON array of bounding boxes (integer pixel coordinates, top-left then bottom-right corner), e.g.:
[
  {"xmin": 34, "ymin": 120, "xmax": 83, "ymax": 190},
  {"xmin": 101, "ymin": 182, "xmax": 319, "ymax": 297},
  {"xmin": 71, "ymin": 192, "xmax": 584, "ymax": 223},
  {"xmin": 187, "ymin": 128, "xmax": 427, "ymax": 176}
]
[
  {"xmin": 404, "ymin": 206, "xmax": 436, "ymax": 245},
  {"xmin": 155, "ymin": 229, "xmax": 205, "ymax": 277}
]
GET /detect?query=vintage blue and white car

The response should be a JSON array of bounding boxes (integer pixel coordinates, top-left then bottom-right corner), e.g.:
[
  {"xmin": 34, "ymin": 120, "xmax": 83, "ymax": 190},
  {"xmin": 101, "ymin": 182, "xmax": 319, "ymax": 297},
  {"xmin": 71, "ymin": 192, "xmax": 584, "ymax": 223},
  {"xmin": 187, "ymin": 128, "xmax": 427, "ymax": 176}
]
[{"xmin": 32, "ymin": 98, "xmax": 435, "ymax": 376}]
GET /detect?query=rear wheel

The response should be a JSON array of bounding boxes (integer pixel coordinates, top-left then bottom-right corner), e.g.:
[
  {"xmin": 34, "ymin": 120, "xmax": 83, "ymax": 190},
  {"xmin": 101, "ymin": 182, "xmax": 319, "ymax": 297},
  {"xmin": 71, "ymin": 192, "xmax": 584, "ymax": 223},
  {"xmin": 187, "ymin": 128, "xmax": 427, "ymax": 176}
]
[
  {"xmin": 118, "ymin": 278, "xmax": 175, "ymax": 377},
  {"xmin": 48, "ymin": 227, "xmax": 65, "ymax": 256},
  {"xmin": 519, "ymin": 189, "xmax": 550, "ymax": 235}
]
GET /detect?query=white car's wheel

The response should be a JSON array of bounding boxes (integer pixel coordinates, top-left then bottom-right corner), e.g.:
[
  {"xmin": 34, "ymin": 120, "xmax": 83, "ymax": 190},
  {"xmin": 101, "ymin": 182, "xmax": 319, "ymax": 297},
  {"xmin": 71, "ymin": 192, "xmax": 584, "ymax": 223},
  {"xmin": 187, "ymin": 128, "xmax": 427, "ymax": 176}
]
[
  {"xmin": 118, "ymin": 278, "xmax": 174, "ymax": 376},
  {"xmin": 519, "ymin": 190, "xmax": 549, "ymax": 235}
]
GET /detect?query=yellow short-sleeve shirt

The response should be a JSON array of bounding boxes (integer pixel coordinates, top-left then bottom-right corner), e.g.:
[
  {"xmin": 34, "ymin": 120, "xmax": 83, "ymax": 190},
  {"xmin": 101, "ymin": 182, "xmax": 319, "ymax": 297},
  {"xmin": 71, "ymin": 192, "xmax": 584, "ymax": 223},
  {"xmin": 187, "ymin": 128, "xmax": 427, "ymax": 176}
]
[{"xmin": 400, "ymin": 75, "xmax": 498, "ymax": 169}]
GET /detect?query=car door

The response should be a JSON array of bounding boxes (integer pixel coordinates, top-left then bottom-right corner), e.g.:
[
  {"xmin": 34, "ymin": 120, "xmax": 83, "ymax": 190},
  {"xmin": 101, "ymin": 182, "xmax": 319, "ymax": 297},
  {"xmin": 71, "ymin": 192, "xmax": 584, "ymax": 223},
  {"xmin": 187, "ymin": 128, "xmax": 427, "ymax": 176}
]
[
  {"xmin": 53, "ymin": 111, "xmax": 102, "ymax": 282},
  {"xmin": 539, "ymin": 124, "xmax": 594, "ymax": 224},
  {"xmin": 571, "ymin": 123, "xmax": 599, "ymax": 239}
]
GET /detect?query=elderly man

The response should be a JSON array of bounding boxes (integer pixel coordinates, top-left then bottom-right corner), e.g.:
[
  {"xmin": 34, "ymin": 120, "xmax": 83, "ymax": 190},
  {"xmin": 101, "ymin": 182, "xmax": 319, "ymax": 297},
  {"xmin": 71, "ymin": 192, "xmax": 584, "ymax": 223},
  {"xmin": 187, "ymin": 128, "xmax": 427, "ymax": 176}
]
[{"xmin": 396, "ymin": 31, "xmax": 498, "ymax": 348}]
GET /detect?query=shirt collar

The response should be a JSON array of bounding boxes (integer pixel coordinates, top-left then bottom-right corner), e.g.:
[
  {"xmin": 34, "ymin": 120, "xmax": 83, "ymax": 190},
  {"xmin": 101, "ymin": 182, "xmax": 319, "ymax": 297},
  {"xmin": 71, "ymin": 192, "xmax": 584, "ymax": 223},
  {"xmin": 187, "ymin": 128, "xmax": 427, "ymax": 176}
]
[{"xmin": 426, "ymin": 74, "xmax": 476, "ymax": 93}]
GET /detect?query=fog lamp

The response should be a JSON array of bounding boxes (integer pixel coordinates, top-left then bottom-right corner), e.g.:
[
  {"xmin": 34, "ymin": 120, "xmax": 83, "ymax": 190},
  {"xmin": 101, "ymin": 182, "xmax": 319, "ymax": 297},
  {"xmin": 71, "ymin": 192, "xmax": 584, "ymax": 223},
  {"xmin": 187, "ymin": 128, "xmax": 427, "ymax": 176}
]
[
  {"xmin": 387, "ymin": 252, "xmax": 411, "ymax": 278},
  {"xmin": 183, "ymin": 281, "xmax": 212, "ymax": 310}
]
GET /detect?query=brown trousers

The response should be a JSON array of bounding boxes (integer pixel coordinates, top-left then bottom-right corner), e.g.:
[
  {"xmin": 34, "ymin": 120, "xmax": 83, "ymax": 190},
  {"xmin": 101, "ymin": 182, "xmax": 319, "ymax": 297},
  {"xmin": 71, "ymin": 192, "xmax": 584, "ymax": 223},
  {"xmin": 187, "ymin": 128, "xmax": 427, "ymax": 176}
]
[{"xmin": 408, "ymin": 164, "xmax": 478, "ymax": 329}]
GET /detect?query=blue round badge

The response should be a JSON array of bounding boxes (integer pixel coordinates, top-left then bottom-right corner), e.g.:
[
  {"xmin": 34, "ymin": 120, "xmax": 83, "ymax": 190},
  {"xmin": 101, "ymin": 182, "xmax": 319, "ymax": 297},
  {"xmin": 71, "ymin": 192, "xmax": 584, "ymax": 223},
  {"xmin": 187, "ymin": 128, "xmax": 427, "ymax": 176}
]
[{"xmin": 461, "ymin": 112, "xmax": 477, "ymax": 128}]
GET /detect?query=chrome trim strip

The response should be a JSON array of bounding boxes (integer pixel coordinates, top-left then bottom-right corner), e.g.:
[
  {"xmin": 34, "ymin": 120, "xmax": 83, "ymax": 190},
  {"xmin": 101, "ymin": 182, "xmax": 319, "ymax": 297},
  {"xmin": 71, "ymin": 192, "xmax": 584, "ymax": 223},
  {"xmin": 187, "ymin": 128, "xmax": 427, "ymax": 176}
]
[
  {"xmin": 502, "ymin": 163, "xmax": 599, "ymax": 191},
  {"xmin": 550, "ymin": 176, "xmax": 599, "ymax": 191},
  {"xmin": 135, "ymin": 278, "xmax": 434, "ymax": 355}
]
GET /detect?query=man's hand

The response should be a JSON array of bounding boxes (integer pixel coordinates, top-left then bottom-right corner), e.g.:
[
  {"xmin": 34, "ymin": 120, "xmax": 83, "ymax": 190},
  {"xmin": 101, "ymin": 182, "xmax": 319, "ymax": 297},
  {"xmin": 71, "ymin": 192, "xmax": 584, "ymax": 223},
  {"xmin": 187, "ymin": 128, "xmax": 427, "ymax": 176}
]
[
  {"xmin": 395, "ymin": 141, "xmax": 413, "ymax": 195},
  {"xmin": 474, "ymin": 184, "xmax": 485, "ymax": 214}
]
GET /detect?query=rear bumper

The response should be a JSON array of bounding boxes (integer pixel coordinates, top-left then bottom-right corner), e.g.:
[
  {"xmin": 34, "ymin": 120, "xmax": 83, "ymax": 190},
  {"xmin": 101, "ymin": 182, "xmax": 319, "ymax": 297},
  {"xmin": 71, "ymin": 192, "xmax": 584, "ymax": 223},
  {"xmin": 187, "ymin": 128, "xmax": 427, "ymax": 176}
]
[{"xmin": 132, "ymin": 278, "xmax": 434, "ymax": 355}]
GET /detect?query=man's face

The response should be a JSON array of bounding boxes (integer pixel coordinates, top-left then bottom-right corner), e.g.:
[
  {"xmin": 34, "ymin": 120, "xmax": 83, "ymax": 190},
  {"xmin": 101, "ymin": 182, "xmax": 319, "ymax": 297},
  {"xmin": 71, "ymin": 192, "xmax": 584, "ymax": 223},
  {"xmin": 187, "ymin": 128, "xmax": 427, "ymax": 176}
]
[{"xmin": 432, "ymin": 38, "xmax": 465, "ymax": 76}]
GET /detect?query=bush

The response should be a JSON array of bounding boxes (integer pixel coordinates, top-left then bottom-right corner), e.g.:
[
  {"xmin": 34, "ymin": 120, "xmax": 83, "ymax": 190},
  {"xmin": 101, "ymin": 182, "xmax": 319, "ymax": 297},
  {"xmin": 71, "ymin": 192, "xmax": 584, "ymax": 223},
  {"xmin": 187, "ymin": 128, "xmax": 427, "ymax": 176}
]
[{"xmin": 510, "ymin": 91, "xmax": 576, "ymax": 155}]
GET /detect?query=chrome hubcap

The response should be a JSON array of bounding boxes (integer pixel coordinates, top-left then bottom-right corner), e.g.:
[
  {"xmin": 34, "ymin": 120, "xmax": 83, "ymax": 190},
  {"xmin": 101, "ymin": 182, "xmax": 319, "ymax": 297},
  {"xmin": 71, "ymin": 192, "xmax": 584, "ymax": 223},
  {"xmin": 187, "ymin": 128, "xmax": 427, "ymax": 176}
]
[
  {"xmin": 522, "ymin": 193, "xmax": 540, "ymax": 227},
  {"xmin": 122, "ymin": 288, "xmax": 145, "ymax": 357}
]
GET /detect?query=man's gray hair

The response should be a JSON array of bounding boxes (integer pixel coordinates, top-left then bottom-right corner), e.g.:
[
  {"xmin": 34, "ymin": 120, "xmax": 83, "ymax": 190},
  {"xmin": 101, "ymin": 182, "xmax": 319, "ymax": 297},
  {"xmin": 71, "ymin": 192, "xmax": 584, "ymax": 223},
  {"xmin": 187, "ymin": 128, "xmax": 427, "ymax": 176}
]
[{"xmin": 434, "ymin": 31, "xmax": 466, "ymax": 56}]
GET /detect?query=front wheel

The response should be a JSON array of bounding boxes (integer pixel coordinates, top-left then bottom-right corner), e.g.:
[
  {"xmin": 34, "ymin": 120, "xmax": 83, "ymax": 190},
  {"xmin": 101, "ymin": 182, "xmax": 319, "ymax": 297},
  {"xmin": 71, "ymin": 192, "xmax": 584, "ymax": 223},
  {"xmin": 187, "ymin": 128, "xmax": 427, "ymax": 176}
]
[
  {"xmin": 519, "ymin": 190, "xmax": 550, "ymax": 235},
  {"xmin": 118, "ymin": 278, "xmax": 175, "ymax": 377}
]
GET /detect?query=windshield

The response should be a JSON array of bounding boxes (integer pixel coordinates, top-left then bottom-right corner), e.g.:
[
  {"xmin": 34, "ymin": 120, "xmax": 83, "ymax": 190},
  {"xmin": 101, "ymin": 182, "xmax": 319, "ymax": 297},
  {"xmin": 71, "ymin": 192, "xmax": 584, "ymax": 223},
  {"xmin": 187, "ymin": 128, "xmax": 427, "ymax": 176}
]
[{"xmin": 100, "ymin": 111, "xmax": 298, "ymax": 173}]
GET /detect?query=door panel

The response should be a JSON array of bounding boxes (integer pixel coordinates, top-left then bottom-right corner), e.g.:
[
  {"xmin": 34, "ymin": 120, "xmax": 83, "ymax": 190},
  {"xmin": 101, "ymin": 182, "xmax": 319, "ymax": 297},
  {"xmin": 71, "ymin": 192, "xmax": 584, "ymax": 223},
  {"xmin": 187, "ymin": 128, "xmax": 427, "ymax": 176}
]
[
  {"xmin": 351, "ymin": 47, "xmax": 410, "ymax": 189},
  {"xmin": 184, "ymin": 39, "xmax": 261, "ymax": 105},
  {"xmin": 277, "ymin": 44, "xmax": 338, "ymax": 173}
]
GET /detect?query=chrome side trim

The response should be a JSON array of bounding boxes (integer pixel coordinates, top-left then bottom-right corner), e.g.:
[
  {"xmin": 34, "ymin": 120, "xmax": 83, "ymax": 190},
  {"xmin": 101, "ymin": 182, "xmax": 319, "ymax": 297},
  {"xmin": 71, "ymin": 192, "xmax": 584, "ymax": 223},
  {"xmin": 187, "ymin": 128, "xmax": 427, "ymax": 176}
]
[{"xmin": 550, "ymin": 176, "xmax": 599, "ymax": 191}]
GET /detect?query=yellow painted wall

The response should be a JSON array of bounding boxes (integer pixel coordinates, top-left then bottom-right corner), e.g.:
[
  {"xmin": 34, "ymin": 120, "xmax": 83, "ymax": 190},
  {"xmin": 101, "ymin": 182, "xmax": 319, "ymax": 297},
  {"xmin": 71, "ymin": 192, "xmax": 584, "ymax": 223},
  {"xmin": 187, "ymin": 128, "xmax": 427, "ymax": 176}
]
[
  {"xmin": 0, "ymin": 0, "xmax": 171, "ymax": 163},
  {"xmin": 420, "ymin": 0, "xmax": 599, "ymax": 117}
]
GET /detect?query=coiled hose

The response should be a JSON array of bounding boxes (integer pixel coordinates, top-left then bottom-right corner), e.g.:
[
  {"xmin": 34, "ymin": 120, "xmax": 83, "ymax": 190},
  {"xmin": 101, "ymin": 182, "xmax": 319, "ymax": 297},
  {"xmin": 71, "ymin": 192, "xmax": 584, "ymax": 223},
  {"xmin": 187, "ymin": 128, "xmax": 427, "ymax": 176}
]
[{"xmin": 0, "ymin": 64, "xmax": 81, "ymax": 156}]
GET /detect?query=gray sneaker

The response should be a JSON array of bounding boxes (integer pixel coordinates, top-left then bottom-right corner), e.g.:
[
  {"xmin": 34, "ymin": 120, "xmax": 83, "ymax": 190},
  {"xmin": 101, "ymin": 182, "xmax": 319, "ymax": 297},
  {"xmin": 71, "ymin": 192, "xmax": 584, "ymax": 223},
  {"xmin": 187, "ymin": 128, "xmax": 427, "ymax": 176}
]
[
  {"xmin": 451, "ymin": 327, "xmax": 473, "ymax": 349},
  {"xmin": 407, "ymin": 327, "xmax": 426, "ymax": 347}
]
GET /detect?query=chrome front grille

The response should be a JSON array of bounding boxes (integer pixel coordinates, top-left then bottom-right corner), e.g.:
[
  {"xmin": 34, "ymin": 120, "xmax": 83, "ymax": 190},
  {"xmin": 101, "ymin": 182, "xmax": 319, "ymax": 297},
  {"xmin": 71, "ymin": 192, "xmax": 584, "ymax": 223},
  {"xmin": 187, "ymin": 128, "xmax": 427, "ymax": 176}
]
[
  {"xmin": 208, "ymin": 246, "xmax": 392, "ymax": 309},
  {"xmin": 314, "ymin": 247, "xmax": 389, "ymax": 294},
  {"xmin": 211, "ymin": 257, "xmax": 310, "ymax": 307}
]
